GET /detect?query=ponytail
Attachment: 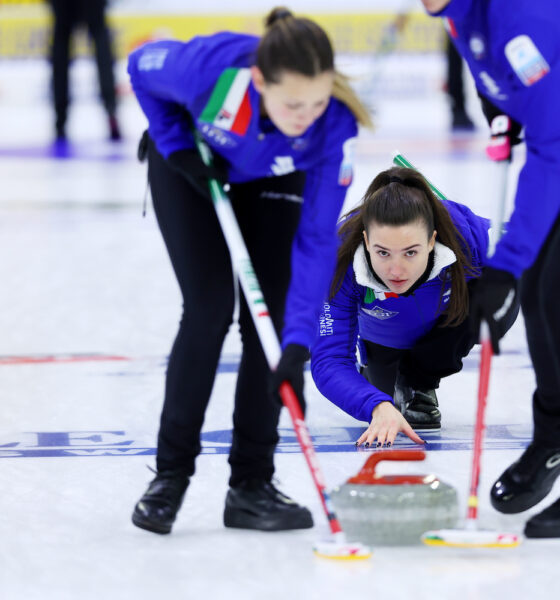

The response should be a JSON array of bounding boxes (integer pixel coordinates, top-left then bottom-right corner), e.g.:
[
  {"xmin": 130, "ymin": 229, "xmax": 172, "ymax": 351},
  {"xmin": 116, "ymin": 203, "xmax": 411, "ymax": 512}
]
[{"xmin": 333, "ymin": 71, "xmax": 373, "ymax": 128}]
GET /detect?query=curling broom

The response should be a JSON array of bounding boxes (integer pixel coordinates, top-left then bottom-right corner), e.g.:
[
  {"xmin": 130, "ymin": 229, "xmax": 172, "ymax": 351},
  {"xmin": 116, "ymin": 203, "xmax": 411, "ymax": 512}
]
[{"xmin": 195, "ymin": 133, "xmax": 372, "ymax": 560}]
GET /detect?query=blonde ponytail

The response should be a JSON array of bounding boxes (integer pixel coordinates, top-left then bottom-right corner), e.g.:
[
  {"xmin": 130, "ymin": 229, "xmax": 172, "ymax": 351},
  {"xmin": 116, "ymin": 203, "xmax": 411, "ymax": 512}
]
[{"xmin": 333, "ymin": 71, "xmax": 373, "ymax": 129}]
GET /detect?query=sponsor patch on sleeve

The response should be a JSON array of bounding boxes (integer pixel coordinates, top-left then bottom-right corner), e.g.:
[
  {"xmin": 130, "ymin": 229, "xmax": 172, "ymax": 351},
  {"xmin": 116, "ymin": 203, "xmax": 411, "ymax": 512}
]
[
  {"xmin": 338, "ymin": 137, "xmax": 357, "ymax": 186},
  {"xmin": 505, "ymin": 35, "xmax": 550, "ymax": 86},
  {"xmin": 138, "ymin": 48, "xmax": 169, "ymax": 71}
]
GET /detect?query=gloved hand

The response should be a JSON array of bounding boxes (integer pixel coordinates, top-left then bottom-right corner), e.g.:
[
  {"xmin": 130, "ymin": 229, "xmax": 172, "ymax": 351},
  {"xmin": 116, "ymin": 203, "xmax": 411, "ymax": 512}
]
[
  {"xmin": 167, "ymin": 148, "xmax": 228, "ymax": 201},
  {"xmin": 270, "ymin": 343, "xmax": 310, "ymax": 415},
  {"xmin": 486, "ymin": 114, "xmax": 523, "ymax": 162},
  {"xmin": 469, "ymin": 267, "xmax": 519, "ymax": 354},
  {"xmin": 478, "ymin": 94, "xmax": 522, "ymax": 161}
]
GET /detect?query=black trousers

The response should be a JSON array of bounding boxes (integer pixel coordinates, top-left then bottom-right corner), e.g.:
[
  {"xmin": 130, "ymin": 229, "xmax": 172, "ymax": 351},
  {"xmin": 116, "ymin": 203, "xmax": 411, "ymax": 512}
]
[
  {"xmin": 364, "ymin": 313, "xmax": 476, "ymax": 397},
  {"xmin": 49, "ymin": 0, "xmax": 117, "ymax": 130},
  {"xmin": 446, "ymin": 34, "xmax": 466, "ymax": 114},
  {"xmin": 521, "ymin": 215, "xmax": 560, "ymax": 447},
  {"xmin": 363, "ymin": 281, "xmax": 519, "ymax": 397},
  {"xmin": 147, "ymin": 142, "xmax": 304, "ymax": 485}
]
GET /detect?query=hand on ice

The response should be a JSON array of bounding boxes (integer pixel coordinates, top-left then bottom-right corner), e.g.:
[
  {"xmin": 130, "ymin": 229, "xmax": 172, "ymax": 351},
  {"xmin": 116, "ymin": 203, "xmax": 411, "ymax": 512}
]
[{"xmin": 356, "ymin": 401, "xmax": 425, "ymax": 448}]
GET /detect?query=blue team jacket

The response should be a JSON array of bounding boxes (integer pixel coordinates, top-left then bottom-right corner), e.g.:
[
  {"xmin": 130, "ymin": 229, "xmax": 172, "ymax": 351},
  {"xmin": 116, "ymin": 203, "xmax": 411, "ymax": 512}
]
[
  {"xmin": 431, "ymin": 0, "xmax": 560, "ymax": 278},
  {"xmin": 311, "ymin": 200, "xmax": 489, "ymax": 423},
  {"xmin": 127, "ymin": 32, "xmax": 358, "ymax": 349}
]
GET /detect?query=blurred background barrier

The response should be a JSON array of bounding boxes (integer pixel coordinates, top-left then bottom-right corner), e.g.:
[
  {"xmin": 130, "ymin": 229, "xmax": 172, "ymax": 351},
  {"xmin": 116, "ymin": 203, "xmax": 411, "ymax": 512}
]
[{"xmin": 0, "ymin": 1, "xmax": 445, "ymax": 59}]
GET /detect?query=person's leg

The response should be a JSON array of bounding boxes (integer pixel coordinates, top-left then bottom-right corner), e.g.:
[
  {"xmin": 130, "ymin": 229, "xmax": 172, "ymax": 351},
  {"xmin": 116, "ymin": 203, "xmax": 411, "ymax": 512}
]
[
  {"xmin": 525, "ymin": 219, "xmax": 560, "ymax": 447},
  {"xmin": 491, "ymin": 216, "xmax": 560, "ymax": 525},
  {"xmin": 228, "ymin": 172, "xmax": 303, "ymax": 484},
  {"xmin": 363, "ymin": 305, "xmax": 481, "ymax": 397},
  {"xmin": 132, "ymin": 139, "xmax": 235, "ymax": 534},
  {"xmin": 149, "ymin": 141, "xmax": 235, "ymax": 474},
  {"xmin": 446, "ymin": 35, "xmax": 474, "ymax": 130},
  {"xmin": 400, "ymin": 306, "xmax": 477, "ymax": 391},
  {"xmin": 362, "ymin": 340, "xmax": 403, "ymax": 396},
  {"xmin": 399, "ymin": 279, "xmax": 519, "ymax": 428},
  {"xmin": 81, "ymin": 0, "xmax": 120, "ymax": 138},
  {"xmin": 400, "ymin": 315, "xmax": 474, "ymax": 430},
  {"xmin": 361, "ymin": 340, "xmax": 423, "ymax": 426},
  {"xmin": 49, "ymin": 0, "xmax": 75, "ymax": 138},
  {"xmin": 223, "ymin": 172, "xmax": 312, "ymax": 530}
]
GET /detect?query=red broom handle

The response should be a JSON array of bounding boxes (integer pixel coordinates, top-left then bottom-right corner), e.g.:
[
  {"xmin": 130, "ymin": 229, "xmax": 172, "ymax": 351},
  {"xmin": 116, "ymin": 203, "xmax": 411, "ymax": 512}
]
[
  {"xmin": 467, "ymin": 328, "xmax": 493, "ymax": 522},
  {"xmin": 280, "ymin": 382, "xmax": 343, "ymax": 535}
]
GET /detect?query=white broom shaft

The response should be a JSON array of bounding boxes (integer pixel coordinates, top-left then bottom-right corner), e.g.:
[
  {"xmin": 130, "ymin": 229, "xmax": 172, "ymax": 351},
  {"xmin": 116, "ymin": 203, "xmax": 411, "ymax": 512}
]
[
  {"xmin": 213, "ymin": 196, "xmax": 281, "ymax": 367},
  {"xmin": 488, "ymin": 160, "xmax": 509, "ymax": 256},
  {"xmin": 280, "ymin": 382, "xmax": 344, "ymax": 535}
]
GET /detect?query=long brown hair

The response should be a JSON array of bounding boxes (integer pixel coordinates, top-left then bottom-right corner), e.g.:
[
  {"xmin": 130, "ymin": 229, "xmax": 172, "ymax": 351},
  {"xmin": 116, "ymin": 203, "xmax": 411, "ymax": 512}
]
[
  {"xmin": 330, "ymin": 166, "xmax": 480, "ymax": 326},
  {"xmin": 256, "ymin": 7, "xmax": 373, "ymax": 128}
]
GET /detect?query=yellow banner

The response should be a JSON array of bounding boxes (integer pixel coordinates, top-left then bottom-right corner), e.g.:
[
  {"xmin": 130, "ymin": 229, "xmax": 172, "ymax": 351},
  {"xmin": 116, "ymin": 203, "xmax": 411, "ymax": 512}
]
[{"xmin": 0, "ymin": 11, "xmax": 445, "ymax": 59}]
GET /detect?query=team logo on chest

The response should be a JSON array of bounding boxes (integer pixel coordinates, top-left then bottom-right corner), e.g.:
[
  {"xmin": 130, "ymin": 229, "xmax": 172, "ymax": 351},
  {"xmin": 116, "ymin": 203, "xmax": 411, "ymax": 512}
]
[
  {"xmin": 361, "ymin": 306, "xmax": 399, "ymax": 320},
  {"xmin": 271, "ymin": 156, "xmax": 296, "ymax": 176},
  {"xmin": 362, "ymin": 288, "xmax": 399, "ymax": 320}
]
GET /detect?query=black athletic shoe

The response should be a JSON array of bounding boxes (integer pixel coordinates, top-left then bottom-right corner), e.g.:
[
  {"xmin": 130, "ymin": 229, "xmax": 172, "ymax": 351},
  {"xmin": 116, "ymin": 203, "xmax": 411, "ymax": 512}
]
[
  {"xmin": 402, "ymin": 389, "xmax": 441, "ymax": 430},
  {"xmin": 224, "ymin": 479, "xmax": 314, "ymax": 531},
  {"xmin": 524, "ymin": 497, "xmax": 560, "ymax": 538},
  {"xmin": 132, "ymin": 468, "xmax": 189, "ymax": 534},
  {"xmin": 490, "ymin": 443, "xmax": 560, "ymax": 514}
]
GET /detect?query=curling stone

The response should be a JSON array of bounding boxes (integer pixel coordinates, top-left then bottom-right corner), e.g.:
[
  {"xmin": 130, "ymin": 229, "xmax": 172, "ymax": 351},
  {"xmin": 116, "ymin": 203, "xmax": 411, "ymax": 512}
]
[{"xmin": 330, "ymin": 450, "xmax": 458, "ymax": 546}]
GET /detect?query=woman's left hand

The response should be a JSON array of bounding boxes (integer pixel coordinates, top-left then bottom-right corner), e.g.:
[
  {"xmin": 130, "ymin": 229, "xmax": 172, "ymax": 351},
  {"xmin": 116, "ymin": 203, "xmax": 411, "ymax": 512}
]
[{"xmin": 356, "ymin": 401, "xmax": 425, "ymax": 448}]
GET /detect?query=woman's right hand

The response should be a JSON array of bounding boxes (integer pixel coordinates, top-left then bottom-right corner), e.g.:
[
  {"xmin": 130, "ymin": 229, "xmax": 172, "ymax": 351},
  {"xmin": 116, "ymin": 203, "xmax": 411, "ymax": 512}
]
[{"xmin": 356, "ymin": 401, "xmax": 425, "ymax": 448}]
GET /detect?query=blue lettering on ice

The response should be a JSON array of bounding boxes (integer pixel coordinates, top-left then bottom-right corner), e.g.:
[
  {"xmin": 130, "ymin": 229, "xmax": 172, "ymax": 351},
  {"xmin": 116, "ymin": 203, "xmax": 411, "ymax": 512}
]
[{"xmin": 0, "ymin": 425, "xmax": 532, "ymax": 458}]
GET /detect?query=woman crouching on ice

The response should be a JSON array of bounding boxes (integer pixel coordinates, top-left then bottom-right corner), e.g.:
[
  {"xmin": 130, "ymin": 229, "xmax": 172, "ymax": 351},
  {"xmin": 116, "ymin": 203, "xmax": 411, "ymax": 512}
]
[{"xmin": 311, "ymin": 166, "xmax": 518, "ymax": 447}]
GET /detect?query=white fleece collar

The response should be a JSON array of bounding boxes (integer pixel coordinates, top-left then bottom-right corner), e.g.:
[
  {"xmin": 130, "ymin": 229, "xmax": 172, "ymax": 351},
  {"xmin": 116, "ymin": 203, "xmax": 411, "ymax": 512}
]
[{"xmin": 353, "ymin": 241, "xmax": 457, "ymax": 292}]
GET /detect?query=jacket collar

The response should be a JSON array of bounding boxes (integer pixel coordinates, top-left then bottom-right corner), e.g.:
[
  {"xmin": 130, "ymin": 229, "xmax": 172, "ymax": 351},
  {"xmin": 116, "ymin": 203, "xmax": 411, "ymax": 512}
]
[{"xmin": 353, "ymin": 241, "xmax": 457, "ymax": 292}]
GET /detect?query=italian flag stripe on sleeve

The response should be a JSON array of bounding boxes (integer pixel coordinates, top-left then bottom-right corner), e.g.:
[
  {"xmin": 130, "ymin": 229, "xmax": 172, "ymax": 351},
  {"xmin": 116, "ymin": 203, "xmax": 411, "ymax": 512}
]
[{"xmin": 200, "ymin": 68, "xmax": 252, "ymax": 136}]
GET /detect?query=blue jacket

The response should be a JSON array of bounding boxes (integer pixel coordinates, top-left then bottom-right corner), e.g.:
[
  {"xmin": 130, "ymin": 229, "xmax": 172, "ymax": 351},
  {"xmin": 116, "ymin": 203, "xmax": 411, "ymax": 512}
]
[
  {"xmin": 311, "ymin": 200, "xmax": 489, "ymax": 423},
  {"xmin": 127, "ymin": 32, "xmax": 358, "ymax": 348},
  {"xmin": 431, "ymin": 0, "xmax": 560, "ymax": 278}
]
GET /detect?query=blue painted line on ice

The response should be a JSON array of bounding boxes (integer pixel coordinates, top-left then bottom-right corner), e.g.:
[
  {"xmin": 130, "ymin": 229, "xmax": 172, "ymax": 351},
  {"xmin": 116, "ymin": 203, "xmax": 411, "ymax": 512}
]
[
  {"xmin": 0, "ymin": 425, "xmax": 532, "ymax": 458},
  {"xmin": 0, "ymin": 145, "xmax": 129, "ymax": 161}
]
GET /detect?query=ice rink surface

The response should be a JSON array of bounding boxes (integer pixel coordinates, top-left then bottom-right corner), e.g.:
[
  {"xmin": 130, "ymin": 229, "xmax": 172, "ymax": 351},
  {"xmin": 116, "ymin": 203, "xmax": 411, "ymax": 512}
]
[{"xmin": 1, "ymin": 55, "xmax": 559, "ymax": 600}]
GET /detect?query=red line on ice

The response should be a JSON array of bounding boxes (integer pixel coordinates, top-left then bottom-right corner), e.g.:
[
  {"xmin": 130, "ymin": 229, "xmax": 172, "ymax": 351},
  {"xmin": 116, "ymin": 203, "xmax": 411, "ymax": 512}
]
[{"xmin": 0, "ymin": 354, "xmax": 130, "ymax": 365}]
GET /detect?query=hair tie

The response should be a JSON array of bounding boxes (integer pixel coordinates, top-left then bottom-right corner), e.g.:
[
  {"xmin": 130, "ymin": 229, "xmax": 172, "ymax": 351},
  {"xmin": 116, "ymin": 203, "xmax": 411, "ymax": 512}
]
[
  {"xmin": 388, "ymin": 175, "xmax": 403, "ymax": 184},
  {"xmin": 272, "ymin": 9, "xmax": 293, "ymax": 22}
]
